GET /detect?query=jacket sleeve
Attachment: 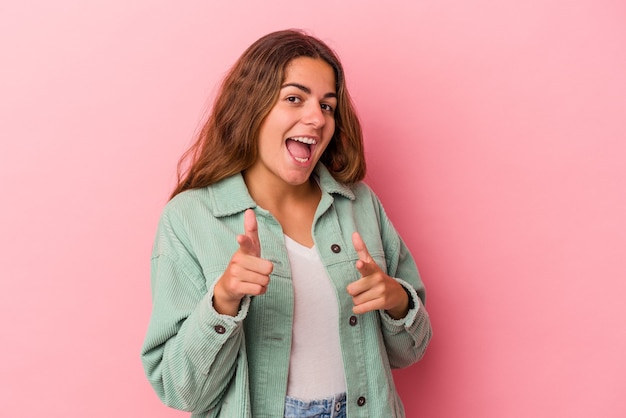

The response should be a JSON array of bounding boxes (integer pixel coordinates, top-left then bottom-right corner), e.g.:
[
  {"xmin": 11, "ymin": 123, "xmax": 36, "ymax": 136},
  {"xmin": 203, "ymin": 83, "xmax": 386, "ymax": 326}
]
[
  {"xmin": 375, "ymin": 196, "xmax": 433, "ymax": 369},
  {"xmin": 140, "ymin": 207, "xmax": 250, "ymax": 413}
]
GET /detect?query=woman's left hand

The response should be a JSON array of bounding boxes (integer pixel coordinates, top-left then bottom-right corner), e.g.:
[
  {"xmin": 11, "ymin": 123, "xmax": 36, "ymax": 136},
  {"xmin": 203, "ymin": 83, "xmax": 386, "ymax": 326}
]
[{"xmin": 346, "ymin": 232, "xmax": 410, "ymax": 320}]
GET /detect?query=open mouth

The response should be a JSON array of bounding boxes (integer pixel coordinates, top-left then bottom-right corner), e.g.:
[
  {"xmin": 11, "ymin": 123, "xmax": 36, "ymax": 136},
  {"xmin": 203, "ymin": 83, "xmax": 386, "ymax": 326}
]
[{"xmin": 286, "ymin": 136, "xmax": 317, "ymax": 163}]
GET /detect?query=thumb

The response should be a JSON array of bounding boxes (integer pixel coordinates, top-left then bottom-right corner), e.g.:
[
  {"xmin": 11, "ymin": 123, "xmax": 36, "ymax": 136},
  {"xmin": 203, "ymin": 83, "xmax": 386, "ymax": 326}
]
[{"xmin": 238, "ymin": 209, "xmax": 260, "ymax": 256}]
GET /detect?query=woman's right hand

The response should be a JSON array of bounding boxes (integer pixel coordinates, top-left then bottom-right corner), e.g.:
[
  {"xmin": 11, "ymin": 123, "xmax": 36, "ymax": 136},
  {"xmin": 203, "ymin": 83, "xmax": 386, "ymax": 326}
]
[{"xmin": 213, "ymin": 209, "xmax": 273, "ymax": 316}]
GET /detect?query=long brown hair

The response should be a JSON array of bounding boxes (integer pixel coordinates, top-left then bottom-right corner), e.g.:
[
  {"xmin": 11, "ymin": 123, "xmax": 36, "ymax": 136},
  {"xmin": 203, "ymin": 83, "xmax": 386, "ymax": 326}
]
[{"xmin": 170, "ymin": 29, "xmax": 366, "ymax": 199}]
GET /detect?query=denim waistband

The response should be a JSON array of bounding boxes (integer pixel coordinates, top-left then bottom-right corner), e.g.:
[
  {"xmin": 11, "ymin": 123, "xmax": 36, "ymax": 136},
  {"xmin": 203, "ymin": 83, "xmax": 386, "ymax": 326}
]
[{"xmin": 284, "ymin": 392, "xmax": 347, "ymax": 418}]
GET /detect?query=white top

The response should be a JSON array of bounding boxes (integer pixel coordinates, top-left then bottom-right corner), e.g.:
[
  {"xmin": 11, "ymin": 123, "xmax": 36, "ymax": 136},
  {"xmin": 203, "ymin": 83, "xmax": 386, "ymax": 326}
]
[{"xmin": 284, "ymin": 235, "xmax": 347, "ymax": 400}]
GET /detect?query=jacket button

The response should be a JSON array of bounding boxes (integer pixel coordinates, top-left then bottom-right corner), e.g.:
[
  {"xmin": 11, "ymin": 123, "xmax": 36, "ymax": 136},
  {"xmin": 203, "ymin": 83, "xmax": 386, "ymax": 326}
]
[
  {"xmin": 331, "ymin": 244, "xmax": 341, "ymax": 253},
  {"xmin": 357, "ymin": 396, "xmax": 366, "ymax": 406},
  {"xmin": 349, "ymin": 315, "xmax": 358, "ymax": 326},
  {"xmin": 214, "ymin": 325, "xmax": 226, "ymax": 334}
]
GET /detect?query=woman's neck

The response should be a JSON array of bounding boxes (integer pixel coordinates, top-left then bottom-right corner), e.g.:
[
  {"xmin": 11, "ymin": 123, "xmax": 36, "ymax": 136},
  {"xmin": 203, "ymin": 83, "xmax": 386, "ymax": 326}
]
[{"xmin": 242, "ymin": 172, "xmax": 321, "ymax": 247}]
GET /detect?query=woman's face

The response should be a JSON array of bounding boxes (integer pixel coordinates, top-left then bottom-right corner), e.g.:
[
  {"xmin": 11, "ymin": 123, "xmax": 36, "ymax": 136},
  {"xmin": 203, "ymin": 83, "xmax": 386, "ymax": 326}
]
[{"xmin": 247, "ymin": 57, "xmax": 337, "ymax": 189}]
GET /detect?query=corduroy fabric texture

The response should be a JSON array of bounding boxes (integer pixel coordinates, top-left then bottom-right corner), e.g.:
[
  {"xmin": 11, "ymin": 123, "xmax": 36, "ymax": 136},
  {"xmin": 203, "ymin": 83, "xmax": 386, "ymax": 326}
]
[{"xmin": 141, "ymin": 164, "xmax": 432, "ymax": 417}]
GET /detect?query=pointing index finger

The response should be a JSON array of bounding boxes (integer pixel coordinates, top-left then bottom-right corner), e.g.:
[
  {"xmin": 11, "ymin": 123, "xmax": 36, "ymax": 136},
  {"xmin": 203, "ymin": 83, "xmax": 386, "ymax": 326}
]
[
  {"xmin": 239, "ymin": 209, "xmax": 260, "ymax": 257},
  {"xmin": 352, "ymin": 231, "xmax": 380, "ymax": 277},
  {"xmin": 352, "ymin": 231, "xmax": 373, "ymax": 263}
]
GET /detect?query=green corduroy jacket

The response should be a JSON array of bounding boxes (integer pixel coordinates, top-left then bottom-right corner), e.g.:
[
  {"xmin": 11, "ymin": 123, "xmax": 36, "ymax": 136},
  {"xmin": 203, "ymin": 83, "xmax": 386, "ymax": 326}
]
[{"xmin": 141, "ymin": 164, "xmax": 432, "ymax": 417}]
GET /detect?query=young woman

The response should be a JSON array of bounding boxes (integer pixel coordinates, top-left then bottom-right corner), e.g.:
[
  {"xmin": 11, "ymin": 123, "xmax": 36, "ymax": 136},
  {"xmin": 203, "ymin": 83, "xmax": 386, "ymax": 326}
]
[{"xmin": 141, "ymin": 29, "xmax": 432, "ymax": 418}]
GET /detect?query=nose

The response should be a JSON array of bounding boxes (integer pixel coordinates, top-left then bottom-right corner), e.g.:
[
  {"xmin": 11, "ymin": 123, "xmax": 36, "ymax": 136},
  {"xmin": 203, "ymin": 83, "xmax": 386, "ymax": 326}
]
[{"xmin": 302, "ymin": 103, "xmax": 325, "ymax": 129}]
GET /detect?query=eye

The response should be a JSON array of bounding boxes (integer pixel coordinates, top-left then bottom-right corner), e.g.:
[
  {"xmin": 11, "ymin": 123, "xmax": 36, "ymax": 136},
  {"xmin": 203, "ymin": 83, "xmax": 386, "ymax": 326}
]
[
  {"xmin": 286, "ymin": 96, "xmax": 302, "ymax": 104},
  {"xmin": 321, "ymin": 103, "xmax": 335, "ymax": 113}
]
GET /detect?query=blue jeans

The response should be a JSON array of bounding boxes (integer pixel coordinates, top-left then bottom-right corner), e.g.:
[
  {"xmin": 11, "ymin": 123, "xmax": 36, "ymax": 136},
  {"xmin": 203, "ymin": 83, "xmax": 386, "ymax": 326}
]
[{"xmin": 284, "ymin": 393, "xmax": 347, "ymax": 418}]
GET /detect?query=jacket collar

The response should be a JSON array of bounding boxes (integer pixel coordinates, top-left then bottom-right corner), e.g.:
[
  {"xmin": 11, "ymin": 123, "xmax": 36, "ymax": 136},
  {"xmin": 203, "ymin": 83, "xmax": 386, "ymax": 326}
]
[{"xmin": 210, "ymin": 163, "xmax": 355, "ymax": 217}]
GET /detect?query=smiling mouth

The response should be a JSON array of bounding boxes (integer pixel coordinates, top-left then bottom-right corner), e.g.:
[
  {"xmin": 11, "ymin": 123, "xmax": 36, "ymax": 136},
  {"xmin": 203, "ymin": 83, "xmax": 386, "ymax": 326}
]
[{"xmin": 286, "ymin": 136, "xmax": 317, "ymax": 163}]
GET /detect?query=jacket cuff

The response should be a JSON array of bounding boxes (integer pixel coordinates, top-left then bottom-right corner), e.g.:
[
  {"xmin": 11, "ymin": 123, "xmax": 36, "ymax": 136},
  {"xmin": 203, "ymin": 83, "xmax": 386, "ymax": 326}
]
[
  {"xmin": 202, "ymin": 280, "xmax": 251, "ymax": 330},
  {"xmin": 380, "ymin": 278, "xmax": 420, "ymax": 331}
]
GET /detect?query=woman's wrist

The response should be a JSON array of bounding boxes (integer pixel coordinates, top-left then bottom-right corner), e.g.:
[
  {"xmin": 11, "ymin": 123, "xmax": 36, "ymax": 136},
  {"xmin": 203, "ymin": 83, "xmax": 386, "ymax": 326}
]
[
  {"xmin": 213, "ymin": 282, "xmax": 242, "ymax": 317},
  {"xmin": 385, "ymin": 285, "xmax": 412, "ymax": 320}
]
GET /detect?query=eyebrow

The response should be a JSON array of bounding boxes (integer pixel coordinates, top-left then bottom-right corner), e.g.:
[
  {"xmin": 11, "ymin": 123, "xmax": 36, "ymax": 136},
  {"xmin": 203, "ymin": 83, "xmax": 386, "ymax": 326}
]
[{"xmin": 281, "ymin": 82, "xmax": 337, "ymax": 99}]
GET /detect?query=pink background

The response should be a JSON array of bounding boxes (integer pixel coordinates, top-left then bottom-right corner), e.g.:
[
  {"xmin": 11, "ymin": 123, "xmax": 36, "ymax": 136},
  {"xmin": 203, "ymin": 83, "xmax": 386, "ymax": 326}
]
[{"xmin": 1, "ymin": 1, "xmax": 625, "ymax": 417}]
